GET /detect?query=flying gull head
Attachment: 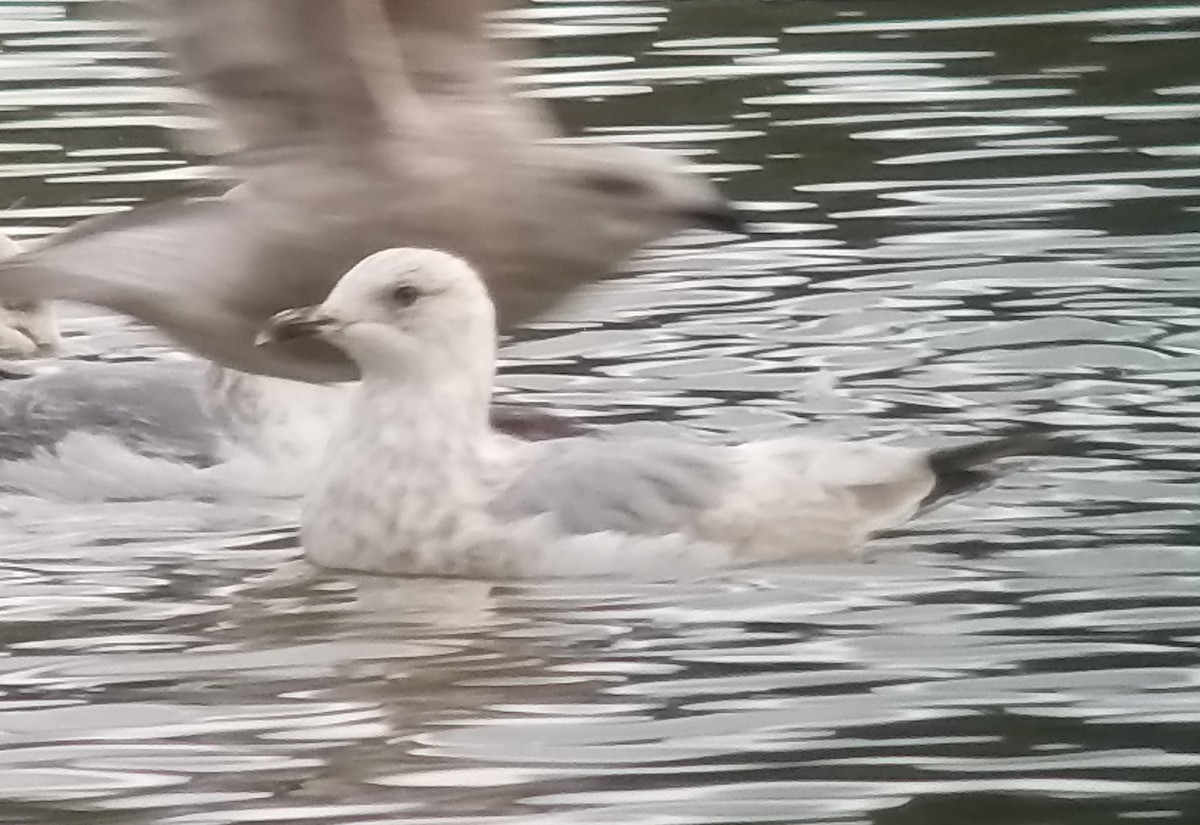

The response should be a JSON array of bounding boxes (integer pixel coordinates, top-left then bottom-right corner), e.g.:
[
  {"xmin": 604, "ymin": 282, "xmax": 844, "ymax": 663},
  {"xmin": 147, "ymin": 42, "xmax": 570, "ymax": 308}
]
[
  {"xmin": 555, "ymin": 142, "xmax": 742, "ymax": 240},
  {"xmin": 470, "ymin": 142, "xmax": 743, "ymax": 325}
]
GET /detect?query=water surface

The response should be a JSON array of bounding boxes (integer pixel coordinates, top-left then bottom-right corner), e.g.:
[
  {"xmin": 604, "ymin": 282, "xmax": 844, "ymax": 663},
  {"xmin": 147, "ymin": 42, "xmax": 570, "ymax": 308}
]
[{"xmin": 0, "ymin": 2, "xmax": 1198, "ymax": 823}]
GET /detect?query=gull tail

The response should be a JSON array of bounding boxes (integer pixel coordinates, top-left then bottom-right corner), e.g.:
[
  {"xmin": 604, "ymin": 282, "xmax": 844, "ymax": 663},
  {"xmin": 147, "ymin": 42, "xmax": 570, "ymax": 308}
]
[{"xmin": 922, "ymin": 425, "xmax": 1070, "ymax": 511}]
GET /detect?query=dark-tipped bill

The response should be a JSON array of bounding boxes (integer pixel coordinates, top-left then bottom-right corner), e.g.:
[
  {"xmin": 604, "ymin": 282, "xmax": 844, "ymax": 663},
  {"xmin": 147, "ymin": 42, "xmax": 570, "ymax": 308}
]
[{"xmin": 255, "ymin": 306, "xmax": 338, "ymax": 347}]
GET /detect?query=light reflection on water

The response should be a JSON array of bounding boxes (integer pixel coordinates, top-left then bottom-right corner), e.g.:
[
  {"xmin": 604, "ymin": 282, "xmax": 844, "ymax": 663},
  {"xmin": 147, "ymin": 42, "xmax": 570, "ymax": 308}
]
[{"xmin": 0, "ymin": 1, "xmax": 1198, "ymax": 823}]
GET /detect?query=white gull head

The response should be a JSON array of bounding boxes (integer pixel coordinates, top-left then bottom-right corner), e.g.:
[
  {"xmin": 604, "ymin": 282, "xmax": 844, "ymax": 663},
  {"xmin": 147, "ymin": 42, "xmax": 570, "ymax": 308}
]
[
  {"xmin": 259, "ymin": 247, "xmax": 497, "ymax": 387},
  {"xmin": 259, "ymin": 247, "xmax": 518, "ymax": 576}
]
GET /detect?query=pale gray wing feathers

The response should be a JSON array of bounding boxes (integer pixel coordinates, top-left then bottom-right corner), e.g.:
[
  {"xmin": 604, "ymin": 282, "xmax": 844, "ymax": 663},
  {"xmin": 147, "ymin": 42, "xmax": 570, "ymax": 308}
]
[
  {"xmin": 377, "ymin": 0, "xmax": 522, "ymax": 81},
  {"xmin": 151, "ymin": 0, "xmax": 553, "ymax": 161},
  {"xmin": 0, "ymin": 360, "xmax": 218, "ymax": 464},
  {"xmin": 491, "ymin": 437, "xmax": 731, "ymax": 537},
  {"xmin": 153, "ymin": 0, "xmax": 408, "ymax": 162},
  {"xmin": 1, "ymin": 197, "xmax": 366, "ymax": 380},
  {"xmin": 376, "ymin": 0, "xmax": 556, "ymax": 141},
  {"xmin": 1, "ymin": 198, "xmax": 243, "ymax": 310}
]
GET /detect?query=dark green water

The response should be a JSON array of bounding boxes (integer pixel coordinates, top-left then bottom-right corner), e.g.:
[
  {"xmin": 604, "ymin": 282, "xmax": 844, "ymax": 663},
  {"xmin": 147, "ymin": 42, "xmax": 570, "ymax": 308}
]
[{"xmin": 0, "ymin": 2, "xmax": 1197, "ymax": 823}]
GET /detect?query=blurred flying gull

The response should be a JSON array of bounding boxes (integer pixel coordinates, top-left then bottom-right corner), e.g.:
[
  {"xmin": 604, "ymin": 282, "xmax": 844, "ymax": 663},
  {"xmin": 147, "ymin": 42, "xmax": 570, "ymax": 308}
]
[
  {"xmin": 259, "ymin": 248, "xmax": 1064, "ymax": 579},
  {"xmin": 0, "ymin": 0, "xmax": 741, "ymax": 383},
  {"xmin": 0, "ymin": 231, "xmax": 581, "ymax": 487},
  {"xmin": 0, "ymin": 0, "xmax": 740, "ymax": 471}
]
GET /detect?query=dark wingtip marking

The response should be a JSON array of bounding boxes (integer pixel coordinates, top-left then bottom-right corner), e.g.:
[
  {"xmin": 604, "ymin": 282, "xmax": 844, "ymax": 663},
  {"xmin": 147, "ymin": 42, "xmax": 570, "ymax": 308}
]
[
  {"xmin": 924, "ymin": 425, "xmax": 1073, "ymax": 508},
  {"xmin": 489, "ymin": 404, "xmax": 591, "ymax": 442}
]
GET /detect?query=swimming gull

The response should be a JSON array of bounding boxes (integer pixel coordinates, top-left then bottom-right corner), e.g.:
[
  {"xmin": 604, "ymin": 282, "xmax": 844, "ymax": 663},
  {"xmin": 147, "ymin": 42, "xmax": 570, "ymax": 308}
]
[
  {"xmin": 258, "ymin": 247, "xmax": 1064, "ymax": 579},
  {"xmin": 0, "ymin": 0, "xmax": 741, "ymax": 384}
]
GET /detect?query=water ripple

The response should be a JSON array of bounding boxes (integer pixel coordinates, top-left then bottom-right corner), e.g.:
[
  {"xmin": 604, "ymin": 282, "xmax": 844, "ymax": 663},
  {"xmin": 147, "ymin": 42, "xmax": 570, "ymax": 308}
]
[{"xmin": 0, "ymin": 1, "xmax": 1198, "ymax": 823}]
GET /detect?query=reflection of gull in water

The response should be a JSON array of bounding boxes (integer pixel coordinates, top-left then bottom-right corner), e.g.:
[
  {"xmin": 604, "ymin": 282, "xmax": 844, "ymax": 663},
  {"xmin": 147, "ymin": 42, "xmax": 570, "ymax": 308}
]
[
  {"xmin": 259, "ymin": 248, "xmax": 1063, "ymax": 579},
  {"xmin": 0, "ymin": 0, "xmax": 740, "ymax": 383}
]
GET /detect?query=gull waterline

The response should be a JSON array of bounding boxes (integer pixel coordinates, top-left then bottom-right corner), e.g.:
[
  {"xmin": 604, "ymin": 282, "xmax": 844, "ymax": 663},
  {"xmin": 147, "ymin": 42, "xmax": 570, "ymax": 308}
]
[{"xmin": 259, "ymin": 248, "xmax": 1061, "ymax": 579}]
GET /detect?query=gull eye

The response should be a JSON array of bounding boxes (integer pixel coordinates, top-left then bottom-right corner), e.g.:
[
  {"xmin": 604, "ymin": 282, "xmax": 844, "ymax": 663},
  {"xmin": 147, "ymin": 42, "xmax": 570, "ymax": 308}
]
[{"xmin": 389, "ymin": 284, "xmax": 421, "ymax": 308}]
